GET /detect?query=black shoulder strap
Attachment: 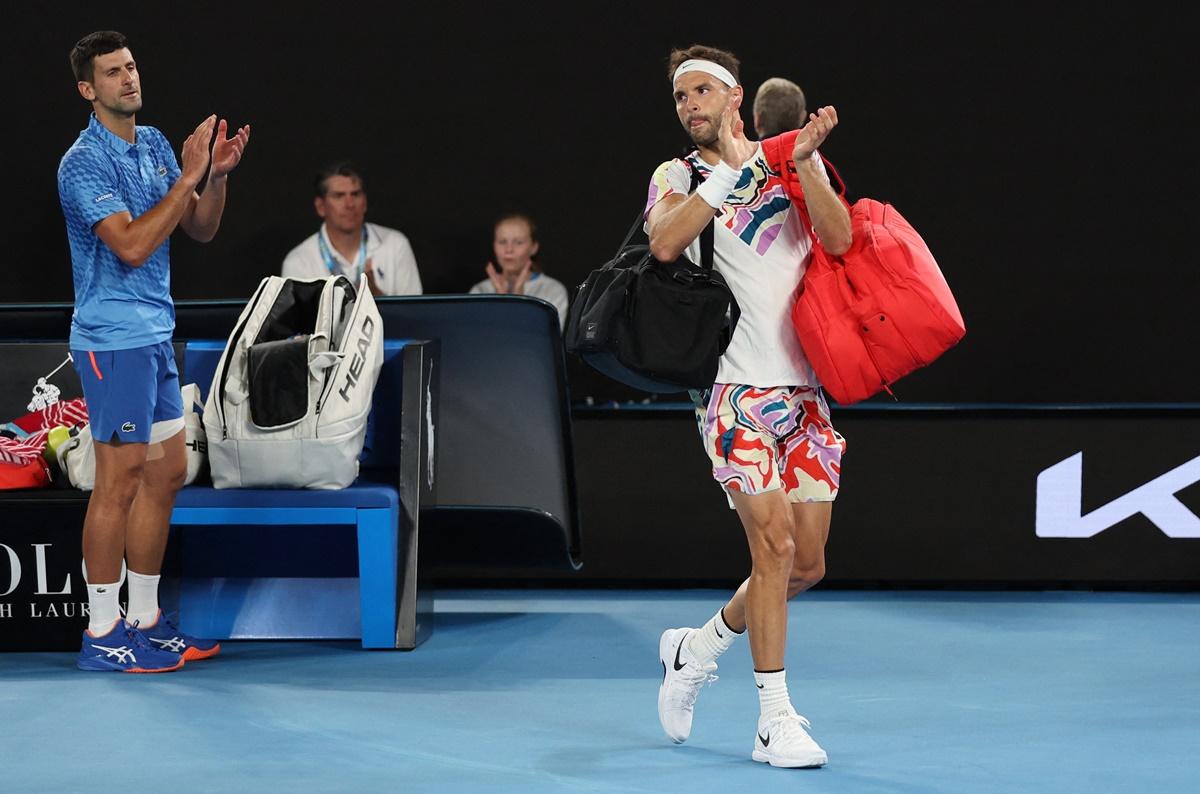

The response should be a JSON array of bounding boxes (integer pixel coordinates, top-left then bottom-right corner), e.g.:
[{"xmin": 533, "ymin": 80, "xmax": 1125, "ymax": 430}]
[
  {"xmin": 683, "ymin": 157, "xmax": 716, "ymax": 272},
  {"xmin": 619, "ymin": 153, "xmax": 716, "ymax": 270}
]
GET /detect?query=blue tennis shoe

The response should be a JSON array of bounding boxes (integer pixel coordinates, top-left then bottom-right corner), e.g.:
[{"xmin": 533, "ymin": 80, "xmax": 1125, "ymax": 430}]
[
  {"xmin": 138, "ymin": 611, "xmax": 222, "ymax": 661},
  {"xmin": 77, "ymin": 621, "xmax": 185, "ymax": 673}
]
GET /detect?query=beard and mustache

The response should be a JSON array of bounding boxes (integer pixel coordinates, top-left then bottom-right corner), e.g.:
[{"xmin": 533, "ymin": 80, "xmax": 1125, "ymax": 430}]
[
  {"xmin": 99, "ymin": 91, "xmax": 143, "ymax": 117},
  {"xmin": 683, "ymin": 112, "xmax": 721, "ymax": 147}
]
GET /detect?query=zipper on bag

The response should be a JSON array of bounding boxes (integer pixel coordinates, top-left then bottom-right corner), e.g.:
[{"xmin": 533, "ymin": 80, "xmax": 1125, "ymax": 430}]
[{"xmin": 216, "ymin": 278, "xmax": 270, "ymax": 439}]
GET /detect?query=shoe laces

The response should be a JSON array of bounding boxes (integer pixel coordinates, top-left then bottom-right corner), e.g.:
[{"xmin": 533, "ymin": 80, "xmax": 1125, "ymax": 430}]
[
  {"xmin": 121, "ymin": 623, "xmax": 155, "ymax": 651},
  {"xmin": 670, "ymin": 662, "xmax": 719, "ymax": 709},
  {"xmin": 767, "ymin": 709, "xmax": 815, "ymax": 743}
]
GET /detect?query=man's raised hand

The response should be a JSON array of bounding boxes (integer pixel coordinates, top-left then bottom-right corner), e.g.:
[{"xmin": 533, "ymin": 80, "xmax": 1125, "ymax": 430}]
[
  {"xmin": 717, "ymin": 93, "xmax": 750, "ymax": 165},
  {"xmin": 364, "ymin": 258, "xmax": 384, "ymax": 297},
  {"xmin": 180, "ymin": 115, "xmax": 217, "ymax": 187},
  {"xmin": 210, "ymin": 119, "xmax": 251, "ymax": 181},
  {"xmin": 792, "ymin": 106, "xmax": 838, "ymax": 165}
]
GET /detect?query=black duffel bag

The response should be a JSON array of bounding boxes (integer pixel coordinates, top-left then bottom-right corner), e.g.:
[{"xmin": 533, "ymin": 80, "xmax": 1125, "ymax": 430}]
[{"xmin": 565, "ymin": 163, "xmax": 740, "ymax": 393}]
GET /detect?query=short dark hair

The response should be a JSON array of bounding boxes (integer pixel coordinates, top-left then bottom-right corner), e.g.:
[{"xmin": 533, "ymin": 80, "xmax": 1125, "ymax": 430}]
[
  {"xmin": 70, "ymin": 31, "xmax": 129, "ymax": 83},
  {"xmin": 314, "ymin": 162, "xmax": 365, "ymax": 198},
  {"xmin": 754, "ymin": 77, "xmax": 808, "ymax": 138},
  {"xmin": 666, "ymin": 45, "xmax": 741, "ymax": 85}
]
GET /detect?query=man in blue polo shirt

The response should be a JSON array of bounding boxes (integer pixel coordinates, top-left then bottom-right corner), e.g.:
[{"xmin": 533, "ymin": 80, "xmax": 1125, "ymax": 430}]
[{"xmin": 58, "ymin": 30, "xmax": 250, "ymax": 673}]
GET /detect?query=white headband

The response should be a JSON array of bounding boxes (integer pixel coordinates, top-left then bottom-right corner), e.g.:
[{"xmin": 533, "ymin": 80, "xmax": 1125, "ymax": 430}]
[{"xmin": 672, "ymin": 59, "xmax": 737, "ymax": 88}]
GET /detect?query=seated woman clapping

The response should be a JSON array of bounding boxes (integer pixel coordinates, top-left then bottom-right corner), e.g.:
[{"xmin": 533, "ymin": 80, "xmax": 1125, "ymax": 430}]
[{"xmin": 469, "ymin": 212, "xmax": 569, "ymax": 329}]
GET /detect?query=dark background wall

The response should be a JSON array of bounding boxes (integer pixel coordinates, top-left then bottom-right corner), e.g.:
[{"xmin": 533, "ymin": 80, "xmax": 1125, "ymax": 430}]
[{"xmin": 6, "ymin": 3, "xmax": 1195, "ymax": 402}]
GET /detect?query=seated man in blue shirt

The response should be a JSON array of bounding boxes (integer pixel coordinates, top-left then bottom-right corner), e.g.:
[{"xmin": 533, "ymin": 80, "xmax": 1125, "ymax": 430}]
[{"xmin": 58, "ymin": 30, "xmax": 250, "ymax": 672}]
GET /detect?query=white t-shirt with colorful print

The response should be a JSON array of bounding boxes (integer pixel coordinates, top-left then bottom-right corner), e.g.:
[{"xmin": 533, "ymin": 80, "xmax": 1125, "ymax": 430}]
[{"xmin": 644, "ymin": 144, "xmax": 827, "ymax": 388}]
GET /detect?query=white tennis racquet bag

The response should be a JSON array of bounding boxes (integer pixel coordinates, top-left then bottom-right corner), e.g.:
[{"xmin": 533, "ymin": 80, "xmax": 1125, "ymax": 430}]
[{"xmin": 204, "ymin": 274, "xmax": 384, "ymax": 489}]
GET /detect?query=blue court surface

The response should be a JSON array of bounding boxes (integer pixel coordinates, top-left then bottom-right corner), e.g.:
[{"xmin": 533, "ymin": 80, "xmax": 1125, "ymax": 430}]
[{"xmin": 2, "ymin": 590, "xmax": 1198, "ymax": 793}]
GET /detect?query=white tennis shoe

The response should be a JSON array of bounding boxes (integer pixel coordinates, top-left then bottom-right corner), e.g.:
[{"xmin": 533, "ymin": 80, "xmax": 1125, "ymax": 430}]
[
  {"xmin": 752, "ymin": 707, "xmax": 828, "ymax": 768},
  {"xmin": 657, "ymin": 627, "xmax": 718, "ymax": 744}
]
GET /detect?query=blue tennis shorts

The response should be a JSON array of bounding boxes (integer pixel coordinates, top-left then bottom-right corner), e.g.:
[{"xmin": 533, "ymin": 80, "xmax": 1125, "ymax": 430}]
[{"xmin": 72, "ymin": 341, "xmax": 184, "ymax": 444}]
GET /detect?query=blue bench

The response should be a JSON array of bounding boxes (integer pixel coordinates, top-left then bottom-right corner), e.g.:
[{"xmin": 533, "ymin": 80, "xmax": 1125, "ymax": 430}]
[
  {"xmin": 171, "ymin": 485, "xmax": 404, "ymax": 647},
  {"xmin": 166, "ymin": 338, "xmax": 436, "ymax": 650}
]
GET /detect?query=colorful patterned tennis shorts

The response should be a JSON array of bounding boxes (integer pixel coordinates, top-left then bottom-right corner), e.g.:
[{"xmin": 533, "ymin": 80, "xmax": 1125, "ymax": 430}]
[{"xmin": 698, "ymin": 384, "xmax": 846, "ymax": 502}]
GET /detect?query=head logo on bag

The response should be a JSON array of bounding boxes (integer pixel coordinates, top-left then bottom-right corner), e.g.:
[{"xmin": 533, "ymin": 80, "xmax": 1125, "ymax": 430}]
[{"xmin": 338, "ymin": 314, "xmax": 376, "ymax": 403}]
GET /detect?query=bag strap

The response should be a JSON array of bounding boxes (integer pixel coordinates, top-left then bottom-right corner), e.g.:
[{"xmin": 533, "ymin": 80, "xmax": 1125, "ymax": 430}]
[
  {"xmin": 761, "ymin": 130, "xmax": 850, "ymax": 239},
  {"xmin": 181, "ymin": 383, "xmax": 204, "ymax": 414},
  {"xmin": 761, "ymin": 130, "xmax": 848, "ymax": 195},
  {"xmin": 614, "ymin": 154, "xmax": 715, "ymax": 270},
  {"xmin": 687, "ymin": 160, "xmax": 716, "ymax": 273},
  {"xmin": 615, "ymin": 206, "xmax": 648, "ymax": 259}
]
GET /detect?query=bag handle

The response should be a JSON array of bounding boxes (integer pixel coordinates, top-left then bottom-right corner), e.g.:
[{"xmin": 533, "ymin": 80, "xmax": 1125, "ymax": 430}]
[
  {"xmin": 761, "ymin": 130, "xmax": 851, "ymax": 240},
  {"xmin": 613, "ymin": 155, "xmax": 715, "ymax": 270},
  {"xmin": 817, "ymin": 152, "xmax": 847, "ymax": 198},
  {"xmin": 762, "ymin": 130, "xmax": 848, "ymax": 198},
  {"xmin": 180, "ymin": 383, "xmax": 204, "ymax": 414}
]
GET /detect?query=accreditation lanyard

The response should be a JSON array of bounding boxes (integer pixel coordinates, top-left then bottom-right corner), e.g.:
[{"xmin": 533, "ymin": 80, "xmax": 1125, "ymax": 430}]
[{"xmin": 317, "ymin": 226, "xmax": 369, "ymax": 281}]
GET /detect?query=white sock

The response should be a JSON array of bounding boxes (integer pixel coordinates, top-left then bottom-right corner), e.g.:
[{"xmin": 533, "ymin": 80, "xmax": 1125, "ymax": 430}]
[
  {"xmin": 687, "ymin": 607, "xmax": 742, "ymax": 664},
  {"xmin": 86, "ymin": 581, "xmax": 122, "ymax": 636},
  {"xmin": 754, "ymin": 669, "xmax": 793, "ymax": 718},
  {"xmin": 125, "ymin": 570, "xmax": 161, "ymax": 629}
]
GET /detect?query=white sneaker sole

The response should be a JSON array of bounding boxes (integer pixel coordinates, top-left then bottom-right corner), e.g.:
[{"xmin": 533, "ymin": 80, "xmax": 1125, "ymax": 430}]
[
  {"xmin": 657, "ymin": 628, "xmax": 689, "ymax": 744},
  {"xmin": 752, "ymin": 747, "xmax": 828, "ymax": 768}
]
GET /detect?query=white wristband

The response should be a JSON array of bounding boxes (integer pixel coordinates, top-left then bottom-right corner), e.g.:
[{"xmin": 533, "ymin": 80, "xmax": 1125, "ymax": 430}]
[{"xmin": 696, "ymin": 161, "xmax": 741, "ymax": 209}]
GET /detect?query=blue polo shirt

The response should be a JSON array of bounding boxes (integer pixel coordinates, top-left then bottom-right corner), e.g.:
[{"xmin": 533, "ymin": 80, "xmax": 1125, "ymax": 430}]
[{"xmin": 58, "ymin": 114, "xmax": 181, "ymax": 350}]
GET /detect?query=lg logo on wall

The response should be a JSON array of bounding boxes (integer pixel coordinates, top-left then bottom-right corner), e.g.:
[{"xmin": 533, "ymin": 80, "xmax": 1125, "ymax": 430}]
[{"xmin": 1036, "ymin": 452, "xmax": 1200, "ymax": 538}]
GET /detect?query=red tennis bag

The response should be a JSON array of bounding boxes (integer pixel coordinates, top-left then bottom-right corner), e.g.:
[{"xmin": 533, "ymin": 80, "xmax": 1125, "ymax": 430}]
[
  {"xmin": 762, "ymin": 132, "xmax": 965, "ymax": 404},
  {"xmin": 0, "ymin": 456, "xmax": 51, "ymax": 490}
]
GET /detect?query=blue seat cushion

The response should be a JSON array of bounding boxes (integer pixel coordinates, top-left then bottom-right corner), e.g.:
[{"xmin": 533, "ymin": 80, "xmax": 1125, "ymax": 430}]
[{"xmin": 176, "ymin": 483, "xmax": 398, "ymax": 509}]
